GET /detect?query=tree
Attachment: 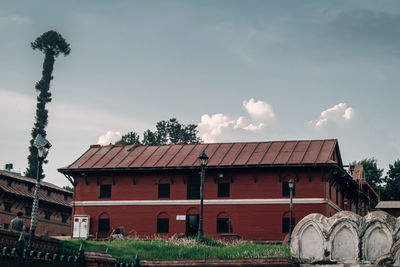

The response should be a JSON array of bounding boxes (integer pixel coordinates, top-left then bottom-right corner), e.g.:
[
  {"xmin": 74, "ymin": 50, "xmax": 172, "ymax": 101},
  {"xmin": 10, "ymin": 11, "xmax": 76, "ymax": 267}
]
[
  {"xmin": 382, "ymin": 160, "xmax": 400, "ymax": 200},
  {"xmin": 117, "ymin": 118, "xmax": 201, "ymax": 145},
  {"xmin": 26, "ymin": 31, "xmax": 70, "ymax": 179},
  {"xmin": 116, "ymin": 132, "xmax": 140, "ymax": 145},
  {"xmin": 62, "ymin": 186, "xmax": 73, "ymax": 192}
]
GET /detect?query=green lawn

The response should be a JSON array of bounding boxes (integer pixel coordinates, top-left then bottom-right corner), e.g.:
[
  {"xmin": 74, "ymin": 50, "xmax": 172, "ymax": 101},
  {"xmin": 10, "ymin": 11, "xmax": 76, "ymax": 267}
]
[{"xmin": 60, "ymin": 238, "xmax": 290, "ymax": 261}]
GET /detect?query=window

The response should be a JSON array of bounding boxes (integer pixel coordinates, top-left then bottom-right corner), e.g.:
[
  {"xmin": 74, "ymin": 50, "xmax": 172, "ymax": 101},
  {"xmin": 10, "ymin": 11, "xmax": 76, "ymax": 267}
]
[
  {"xmin": 98, "ymin": 218, "xmax": 110, "ymax": 234},
  {"xmin": 4, "ymin": 224, "xmax": 9, "ymax": 230},
  {"xmin": 217, "ymin": 218, "xmax": 229, "ymax": 233},
  {"xmin": 62, "ymin": 214, "xmax": 69, "ymax": 223},
  {"xmin": 157, "ymin": 218, "xmax": 169, "ymax": 233},
  {"xmin": 158, "ymin": 184, "xmax": 170, "ymax": 198},
  {"xmin": 4, "ymin": 202, "xmax": 12, "ymax": 212},
  {"xmin": 25, "ymin": 227, "xmax": 30, "ymax": 233},
  {"xmin": 25, "ymin": 207, "xmax": 32, "ymax": 216},
  {"xmin": 100, "ymin": 184, "xmax": 112, "ymax": 198},
  {"xmin": 329, "ymin": 184, "xmax": 332, "ymax": 199},
  {"xmin": 27, "ymin": 184, "xmax": 33, "ymax": 192},
  {"xmin": 47, "ymin": 190, "xmax": 51, "ymax": 196},
  {"xmin": 282, "ymin": 217, "xmax": 296, "ymax": 233},
  {"xmin": 282, "ymin": 182, "xmax": 295, "ymax": 197},
  {"xmin": 187, "ymin": 176, "xmax": 200, "ymax": 199},
  {"xmin": 218, "ymin": 183, "xmax": 230, "ymax": 197},
  {"xmin": 44, "ymin": 211, "xmax": 52, "ymax": 220},
  {"xmin": 7, "ymin": 180, "xmax": 12, "ymax": 186},
  {"xmin": 64, "ymin": 194, "xmax": 68, "ymax": 201}
]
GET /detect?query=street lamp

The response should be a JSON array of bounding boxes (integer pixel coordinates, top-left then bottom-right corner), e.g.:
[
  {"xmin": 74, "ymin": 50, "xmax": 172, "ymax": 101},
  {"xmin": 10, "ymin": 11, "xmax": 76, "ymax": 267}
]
[
  {"xmin": 288, "ymin": 178, "xmax": 295, "ymax": 243},
  {"xmin": 28, "ymin": 134, "xmax": 52, "ymax": 255},
  {"xmin": 198, "ymin": 151, "xmax": 208, "ymax": 237}
]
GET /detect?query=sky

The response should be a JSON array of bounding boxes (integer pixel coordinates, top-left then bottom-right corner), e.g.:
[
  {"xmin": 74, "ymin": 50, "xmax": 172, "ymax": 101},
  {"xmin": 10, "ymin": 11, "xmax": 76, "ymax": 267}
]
[{"xmin": 1, "ymin": 0, "xmax": 400, "ymax": 187}]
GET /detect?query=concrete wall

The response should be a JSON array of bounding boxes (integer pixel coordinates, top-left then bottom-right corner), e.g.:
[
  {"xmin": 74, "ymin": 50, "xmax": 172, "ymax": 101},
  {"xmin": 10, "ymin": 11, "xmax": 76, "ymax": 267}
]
[{"xmin": 291, "ymin": 210, "xmax": 400, "ymax": 265}]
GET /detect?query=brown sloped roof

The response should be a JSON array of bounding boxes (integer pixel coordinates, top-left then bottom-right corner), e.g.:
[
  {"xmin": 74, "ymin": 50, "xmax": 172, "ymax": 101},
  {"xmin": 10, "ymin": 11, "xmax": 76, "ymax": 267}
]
[
  {"xmin": 0, "ymin": 170, "xmax": 72, "ymax": 207},
  {"xmin": 59, "ymin": 139, "xmax": 341, "ymax": 172}
]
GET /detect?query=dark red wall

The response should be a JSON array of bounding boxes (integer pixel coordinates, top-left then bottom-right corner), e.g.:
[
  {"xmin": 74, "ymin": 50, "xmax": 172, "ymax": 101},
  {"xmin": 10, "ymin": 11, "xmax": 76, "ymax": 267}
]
[{"xmin": 73, "ymin": 168, "xmax": 348, "ymax": 240}]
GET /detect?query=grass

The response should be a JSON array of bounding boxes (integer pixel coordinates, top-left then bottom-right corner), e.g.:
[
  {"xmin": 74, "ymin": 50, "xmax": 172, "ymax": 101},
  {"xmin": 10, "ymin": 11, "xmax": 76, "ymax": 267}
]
[{"xmin": 60, "ymin": 237, "xmax": 290, "ymax": 261}]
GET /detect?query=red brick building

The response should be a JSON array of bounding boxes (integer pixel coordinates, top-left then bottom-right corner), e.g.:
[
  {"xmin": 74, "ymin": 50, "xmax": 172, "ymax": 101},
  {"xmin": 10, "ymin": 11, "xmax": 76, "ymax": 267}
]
[
  {"xmin": 59, "ymin": 139, "xmax": 374, "ymax": 241},
  {"xmin": 0, "ymin": 170, "xmax": 72, "ymax": 236}
]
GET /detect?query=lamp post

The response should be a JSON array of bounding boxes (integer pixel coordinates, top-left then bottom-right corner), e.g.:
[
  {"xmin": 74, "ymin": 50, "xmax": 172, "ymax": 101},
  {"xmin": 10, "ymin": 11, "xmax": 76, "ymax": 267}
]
[
  {"xmin": 288, "ymin": 178, "xmax": 295, "ymax": 243},
  {"xmin": 198, "ymin": 151, "xmax": 208, "ymax": 237},
  {"xmin": 27, "ymin": 134, "xmax": 51, "ymax": 256}
]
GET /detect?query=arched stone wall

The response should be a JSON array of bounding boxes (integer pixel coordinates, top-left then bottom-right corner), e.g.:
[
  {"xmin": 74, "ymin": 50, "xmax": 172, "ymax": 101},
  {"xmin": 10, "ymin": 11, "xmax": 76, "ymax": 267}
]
[
  {"xmin": 331, "ymin": 224, "xmax": 358, "ymax": 261},
  {"xmin": 362, "ymin": 223, "xmax": 392, "ymax": 262},
  {"xmin": 291, "ymin": 211, "xmax": 400, "ymax": 265}
]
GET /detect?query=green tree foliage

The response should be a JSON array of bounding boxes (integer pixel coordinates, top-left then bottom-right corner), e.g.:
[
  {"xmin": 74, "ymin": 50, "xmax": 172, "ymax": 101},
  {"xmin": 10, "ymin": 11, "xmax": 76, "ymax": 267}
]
[
  {"xmin": 115, "ymin": 132, "xmax": 140, "ymax": 145},
  {"xmin": 352, "ymin": 158, "xmax": 384, "ymax": 193},
  {"xmin": 382, "ymin": 160, "xmax": 400, "ymax": 200},
  {"xmin": 117, "ymin": 118, "xmax": 201, "ymax": 145},
  {"xmin": 62, "ymin": 186, "xmax": 73, "ymax": 192},
  {"xmin": 26, "ymin": 31, "xmax": 70, "ymax": 179}
]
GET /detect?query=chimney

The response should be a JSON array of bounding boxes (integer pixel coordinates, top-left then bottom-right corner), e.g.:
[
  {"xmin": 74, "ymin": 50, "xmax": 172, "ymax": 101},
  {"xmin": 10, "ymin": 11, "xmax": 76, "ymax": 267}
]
[{"xmin": 5, "ymin": 163, "xmax": 13, "ymax": 171}]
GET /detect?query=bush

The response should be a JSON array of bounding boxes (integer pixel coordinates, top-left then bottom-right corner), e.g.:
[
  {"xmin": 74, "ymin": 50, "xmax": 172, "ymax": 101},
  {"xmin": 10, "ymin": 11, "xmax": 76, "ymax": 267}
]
[{"xmin": 192, "ymin": 235, "xmax": 225, "ymax": 247}]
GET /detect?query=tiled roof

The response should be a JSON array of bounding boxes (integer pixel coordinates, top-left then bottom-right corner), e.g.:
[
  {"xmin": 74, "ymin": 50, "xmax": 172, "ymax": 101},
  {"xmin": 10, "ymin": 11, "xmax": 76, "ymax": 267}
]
[
  {"xmin": 0, "ymin": 170, "xmax": 72, "ymax": 193},
  {"xmin": 376, "ymin": 201, "xmax": 400, "ymax": 209},
  {"xmin": 0, "ymin": 170, "xmax": 72, "ymax": 207},
  {"xmin": 59, "ymin": 139, "xmax": 341, "ymax": 172}
]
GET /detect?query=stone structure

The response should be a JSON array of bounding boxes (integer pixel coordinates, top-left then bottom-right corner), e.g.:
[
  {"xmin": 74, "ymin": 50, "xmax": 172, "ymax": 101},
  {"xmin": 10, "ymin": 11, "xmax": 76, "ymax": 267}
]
[{"xmin": 291, "ymin": 210, "xmax": 400, "ymax": 266}]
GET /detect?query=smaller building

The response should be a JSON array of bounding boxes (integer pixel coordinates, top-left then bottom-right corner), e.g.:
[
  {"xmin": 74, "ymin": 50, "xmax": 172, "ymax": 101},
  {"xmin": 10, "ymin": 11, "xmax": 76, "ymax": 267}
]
[
  {"xmin": 376, "ymin": 201, "xmax": 400, "ymax": 217},
  {"xmin": 0, "ymin": 169, "xmax": 73, "ymax": 236}
]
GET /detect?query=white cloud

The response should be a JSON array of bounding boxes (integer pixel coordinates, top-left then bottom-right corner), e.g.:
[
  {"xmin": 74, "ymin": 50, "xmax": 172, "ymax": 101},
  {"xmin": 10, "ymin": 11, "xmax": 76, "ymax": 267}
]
[
  {"xmin": 198, "ymin": 98, "xmax": 275, "ymax": 142},
  {"xmin": 314, "ymin": 103, "xmax": 354, "ymax": 127},
  {"xmin": 97, "ymin": 131, "xmax": 122, "ymax": 145},
  {"xmin": 198, "ymin": 114, "xmax": 233, "ymax": 143},
  {"xmin": 243, "ymin": 98, "xmax": 275, "ymax": 119}
]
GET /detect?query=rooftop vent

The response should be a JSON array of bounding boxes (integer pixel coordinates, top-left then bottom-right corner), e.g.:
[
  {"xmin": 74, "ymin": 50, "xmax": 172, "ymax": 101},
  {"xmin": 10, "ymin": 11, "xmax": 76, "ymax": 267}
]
[{"xmin": 5, "ymin": 163, "xmax": 13, "ymax": 171}]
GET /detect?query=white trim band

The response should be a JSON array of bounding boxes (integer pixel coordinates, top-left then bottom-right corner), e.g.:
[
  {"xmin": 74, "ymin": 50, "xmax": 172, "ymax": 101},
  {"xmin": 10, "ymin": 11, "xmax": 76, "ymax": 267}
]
[{"xmin": 73, "ymin": 198, "xmax": 342, "ymax": 211}]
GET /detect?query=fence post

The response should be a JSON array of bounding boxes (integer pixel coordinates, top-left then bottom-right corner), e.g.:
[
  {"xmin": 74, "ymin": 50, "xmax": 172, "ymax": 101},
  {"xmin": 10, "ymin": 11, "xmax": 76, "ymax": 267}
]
[
  {"xmin": 134, "ymin": 253, "xmax": 140, "ymax": 267},
  {"xmin": 18, "ymin": 233, "xmax": 24, "ymax": 267},
  {"xmin": 79, "ymin": 242, "xmax": 85, "ymax": 267}
]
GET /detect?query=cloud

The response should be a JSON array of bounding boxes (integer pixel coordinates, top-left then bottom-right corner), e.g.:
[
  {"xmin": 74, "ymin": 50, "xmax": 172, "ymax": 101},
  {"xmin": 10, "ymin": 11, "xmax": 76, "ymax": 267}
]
[
  {"xmin": 198, "ymin": 98, "xmax": 274, "ymax": 142},
  {"xmin": 243, "ymin": 98, "xmax": 275, "ymax": 119},
  {"xmin": 314, "ymin": 103, "xmax": 354, "ymax": 127},
  {"xmin": 198, "ymin": 114, "xmax": 233, "ymax": 143},
  {"xmin": 97, "ymin": 131, "xmax": 122, "ymax": 145}
]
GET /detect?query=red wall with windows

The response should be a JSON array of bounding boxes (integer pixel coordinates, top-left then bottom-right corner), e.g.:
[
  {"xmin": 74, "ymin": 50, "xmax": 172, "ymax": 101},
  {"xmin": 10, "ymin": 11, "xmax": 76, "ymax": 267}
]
[{"xmin": 72, "ymin": 167, "xmax": 349, "ymax": 241}]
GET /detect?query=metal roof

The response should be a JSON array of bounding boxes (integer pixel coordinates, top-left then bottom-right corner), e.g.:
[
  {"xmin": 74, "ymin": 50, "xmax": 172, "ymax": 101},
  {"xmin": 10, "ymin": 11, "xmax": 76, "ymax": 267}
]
[
  {"xmin": 59, "ymin": 139, "xmax": 341, "ymax": 172},
  {"xmin": 0, "ymin": 170, "xmax": 72, "ymax": 208},
  {"xmin": 376, "ymin": 201, "xmax": 400, "ymax": 209}
]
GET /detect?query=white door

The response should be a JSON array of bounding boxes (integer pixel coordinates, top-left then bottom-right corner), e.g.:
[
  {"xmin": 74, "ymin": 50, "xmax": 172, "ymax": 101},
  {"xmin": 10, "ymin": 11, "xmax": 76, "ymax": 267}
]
[
  {"xmin": 73, "ymin": 216, "xmax": 90, "ymax": 238},
  {"xmin": 80, "ymin": 217, "xmax": 88, "ymax": 237},
  {"xmin": 73, "ymin": 217, "xmax": 80, "ymax": 238}
]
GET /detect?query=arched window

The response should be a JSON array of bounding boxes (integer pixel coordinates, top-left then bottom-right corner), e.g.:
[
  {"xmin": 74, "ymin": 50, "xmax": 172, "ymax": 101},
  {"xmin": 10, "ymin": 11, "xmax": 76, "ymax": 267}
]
[
  {"xmin": 282, "ymin": 211, "xmax": 295, "ymax": 233},
  {"xmin": 98, "ymin": 212, "xmax": 110, "ymax": 235},
  {"xmin": 157, "ymin": 212, "xmax": 169, "ymax": 233},
  {"xmin": 217, "ymin": 212, "xmax": 231, "ymax": 233}
]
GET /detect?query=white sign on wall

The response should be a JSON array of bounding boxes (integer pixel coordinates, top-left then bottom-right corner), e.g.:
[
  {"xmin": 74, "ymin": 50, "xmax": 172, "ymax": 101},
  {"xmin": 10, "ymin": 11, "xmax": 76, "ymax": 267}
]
[{"xmin": 176, "ymin": 215, "xmax": 186, "ymax": 221}]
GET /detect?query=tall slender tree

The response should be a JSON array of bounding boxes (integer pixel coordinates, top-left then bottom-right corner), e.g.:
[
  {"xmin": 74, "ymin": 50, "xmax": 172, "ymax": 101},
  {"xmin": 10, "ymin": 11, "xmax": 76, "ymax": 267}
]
[{"xmin": 26, "ymin": 31, "xmax": 70, "ymax": 179}]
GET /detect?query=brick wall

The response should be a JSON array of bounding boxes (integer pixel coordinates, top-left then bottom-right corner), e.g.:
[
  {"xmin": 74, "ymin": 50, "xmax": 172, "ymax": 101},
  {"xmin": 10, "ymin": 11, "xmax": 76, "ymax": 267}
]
[{"xmin": 72, "ymin": 168, "xmax": 347, "ymax": 240}]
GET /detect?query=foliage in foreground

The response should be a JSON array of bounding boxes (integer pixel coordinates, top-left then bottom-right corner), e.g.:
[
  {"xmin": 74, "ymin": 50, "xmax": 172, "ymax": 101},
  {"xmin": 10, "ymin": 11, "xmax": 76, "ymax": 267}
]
[{"xmin": 60, "ymin": 238, "xmax": 290, "ymax": 261}]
